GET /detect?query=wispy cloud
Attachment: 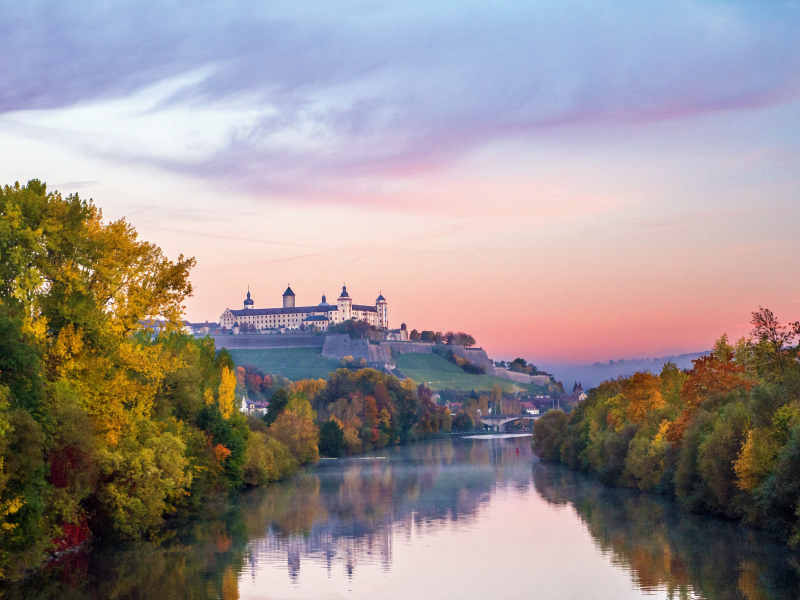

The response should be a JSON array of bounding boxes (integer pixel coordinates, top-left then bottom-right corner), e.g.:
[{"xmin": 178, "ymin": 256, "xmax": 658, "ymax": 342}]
[{"xmin": 2, "ymin": 1, "xmax": 800, "ymax": 201}]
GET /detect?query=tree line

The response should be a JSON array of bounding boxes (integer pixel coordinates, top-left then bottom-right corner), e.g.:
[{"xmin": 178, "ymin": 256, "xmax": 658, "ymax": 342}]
[
  {"xmin": 409, "ymin": 330, "xmax": 476, "ymax": 346},
  {"xmin": 533, "ymin": 307, "xmax": 800, "ymax": 547},
  {"xmin": 0, "ymin": 181, "xmax": 455, "ymax": 579}
]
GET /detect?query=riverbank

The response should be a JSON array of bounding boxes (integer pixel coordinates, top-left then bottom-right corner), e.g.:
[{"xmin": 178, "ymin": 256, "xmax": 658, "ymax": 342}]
[{"xmin": 533, "ymin": 328, "xmax": 800, "ymax": 548}]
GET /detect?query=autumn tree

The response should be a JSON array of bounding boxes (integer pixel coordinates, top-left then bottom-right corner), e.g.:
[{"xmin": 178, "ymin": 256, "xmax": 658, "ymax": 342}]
[{"xmin": 268, "ymin": 397, "xmax": 319, "ymax": 464}]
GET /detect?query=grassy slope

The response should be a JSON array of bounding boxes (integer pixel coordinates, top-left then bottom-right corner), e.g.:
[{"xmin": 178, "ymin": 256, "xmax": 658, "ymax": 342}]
[
  {"xmin": 396, "ymin": 353, "xmax": 538, "ymax": 393},
  {"xmin": 227, "ymin": 347, "xmax": 339, "ymax": 380}
]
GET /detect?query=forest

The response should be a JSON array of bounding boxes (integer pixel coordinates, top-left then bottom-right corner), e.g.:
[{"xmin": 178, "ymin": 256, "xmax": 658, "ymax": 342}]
[
  {"xmin": 533, "ymin": 307, "xmax": 800, "ymax": 547},
  {"xmin": 0, "ymin": 181, "xmax": 454, "ymax": 580}
]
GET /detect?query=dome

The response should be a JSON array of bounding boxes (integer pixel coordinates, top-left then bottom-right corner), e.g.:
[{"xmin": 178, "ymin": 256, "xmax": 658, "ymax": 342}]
[
  {"xmin": 283, "ymin": 285, "xmax": 295, "ymax": 297},
  {"xmin": 243, "ymin": 288, "xmax": 254, "ymax": 307},
  {"xmin": 339, "ymin": 285, "xmax": 350, "ymax": 298},
  {"xmin": 318, "ymin": 294, "xmax": 329, "ymax": 306}
]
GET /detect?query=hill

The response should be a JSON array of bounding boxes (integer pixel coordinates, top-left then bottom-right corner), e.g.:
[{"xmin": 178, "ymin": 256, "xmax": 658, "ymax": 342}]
[
  {"xmin": 536, "ymin": 351, "xmax": 708, "ymax": 390},
  {"xmin": 396, "ymin": 352, "xmax": 541, "ymax": 394},
  {"xmin": 226, "ymin": 347, "xmax": 339, "ymax": 380}
]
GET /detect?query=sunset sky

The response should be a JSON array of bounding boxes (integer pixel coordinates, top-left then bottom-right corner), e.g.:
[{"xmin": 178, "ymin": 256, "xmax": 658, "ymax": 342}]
[{"xmin": 2, "ymin": 1, "xmax": 799, "ymax": 363}]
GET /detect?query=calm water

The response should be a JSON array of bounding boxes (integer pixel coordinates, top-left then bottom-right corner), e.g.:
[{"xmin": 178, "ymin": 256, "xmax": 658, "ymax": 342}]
[{"xmin": 9, "ymin": 436, "xmax": 800, "ymax": 599}]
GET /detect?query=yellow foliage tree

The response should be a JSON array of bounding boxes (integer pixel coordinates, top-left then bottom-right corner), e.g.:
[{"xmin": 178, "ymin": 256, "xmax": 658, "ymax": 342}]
[
  {"xmin": 218, "ymin": 367, "xmax": 237, "ymax": 419},
  {"xmin": 268, "ymin": 397, "xmax": 319, "ymax": 464},
  {"xmin": 288, "ymin": 378, "xmax": 327, "ymax": 401}
]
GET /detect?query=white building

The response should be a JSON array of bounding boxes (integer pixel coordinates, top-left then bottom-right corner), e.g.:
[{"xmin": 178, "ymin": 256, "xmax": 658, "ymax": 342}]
[{"xmin": 220, "ymin": 285, "xmax": 389, "ymax": 332}]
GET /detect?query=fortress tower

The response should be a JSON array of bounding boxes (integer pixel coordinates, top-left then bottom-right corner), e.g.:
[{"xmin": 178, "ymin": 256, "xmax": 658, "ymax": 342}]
[
  {"xmin": 337, "ymin": 285, "xmax": 352, "ymax": 322},
  {"xmin": 376, "ymin": 293, "xmax": 388, "ymax": 329},
  {"xmin": 282, "ymin": 285, "xmax": 296, "ymax": 309}
]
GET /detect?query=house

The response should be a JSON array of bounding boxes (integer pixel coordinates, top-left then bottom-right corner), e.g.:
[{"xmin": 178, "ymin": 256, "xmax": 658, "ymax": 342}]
[
  {"xmin": 520, "ymin": 401, "xmax": 539, "ymax": 415},
  {"xmin": 240, "ymin": 396, "xmax": 269, "ymax": 415}
]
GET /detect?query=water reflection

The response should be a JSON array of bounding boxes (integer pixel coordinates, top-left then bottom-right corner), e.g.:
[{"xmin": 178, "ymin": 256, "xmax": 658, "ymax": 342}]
[
  {"xmin": 7, "ymin": 437, "xmax": 800, "ymax": 599},
  {"xmin": 533, "ymin": 465, "xmax": 800, "ymax": 600}
]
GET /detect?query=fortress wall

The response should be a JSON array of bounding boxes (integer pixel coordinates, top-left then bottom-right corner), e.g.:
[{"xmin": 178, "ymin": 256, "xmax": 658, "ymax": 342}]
[
  {"xmin": 321, "ymin": 335, "xmax": 370, "ymax": 361},
  {"xmin": 369, "ymin": 344, "xmax": 392, "ymax": 364},
  {"xmin": 492, "ymin": 368, "xmax": 534, "ymax": 384},
  {"xmin": 380, "ymin": 341, "xmax": 433, "ymax": 355},
  {"xmin": 530, "ymin": 375, "xmax": 550, "ymax": 385},
  {"xmin": 451, "ymin": 346, "xmax": 494, "ymax": 372},
  {"xmin": 209, "ymin": 334, "xmax": 325, "ymax": 350}
]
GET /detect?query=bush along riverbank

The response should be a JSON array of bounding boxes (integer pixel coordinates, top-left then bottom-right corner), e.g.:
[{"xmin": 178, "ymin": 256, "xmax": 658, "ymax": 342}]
[
  {"xmin": 0, "ymin": 180, "xmax": 462, "ymax": 580},
  {"xmin": 533, "ymin": 309, "xmax": 800, "ymax": 547}
]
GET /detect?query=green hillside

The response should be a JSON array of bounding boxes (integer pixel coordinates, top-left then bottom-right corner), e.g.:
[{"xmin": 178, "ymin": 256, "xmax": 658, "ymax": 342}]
[
  {"xmin": 227, "ymin": 347, "xmax": 339, "ymax": 380},
  {"xmin": 396, "ymin": 352, "xmax": 537, "ymax": 393}
]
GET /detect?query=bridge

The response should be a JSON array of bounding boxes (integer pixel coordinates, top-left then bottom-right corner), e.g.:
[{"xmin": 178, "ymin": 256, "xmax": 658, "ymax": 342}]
[{"xmin": 480, "ymin": 413, "xmax": 539, "ymax": 432}]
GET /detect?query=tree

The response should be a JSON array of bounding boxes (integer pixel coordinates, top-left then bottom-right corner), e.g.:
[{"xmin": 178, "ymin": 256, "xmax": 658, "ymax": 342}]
[
  {"xmin": 532, "ymin": 410, "xmax": 568, "ymax": 461},
  {"xmin": 457, "ymin": 333, "xmax": 476, "ymax": 347},
  {"xmin": 751, "ymin": 307, "xmax": 795, "ymax": 355},
  {"xmin": 410, "ymin": 329, "xmax": 421, "ymax": 342},
  {"xmin": 491, "ymin": 384, "xmax": 502, "ymax": 414},
  {"xmin": 509, "ymin": 358, "xmax": 532, "ymax": 374},
  {"xmin": 318, "ymin": 420, "xmax": 345, "ymax": 458},
  {"xmin": 267, "ymin": 397, "xmax": 319, "ymax": 464},
  {"xmin": 218, "ymin": 367, "xmax": 237, "ymax": 419},
  {"xmin": 263, "ymin": 389, "xmax": 289, "ymax": 426},
  {"xmin": 452, "ymin": 410, "xmax": 474, "ymax": 431}
]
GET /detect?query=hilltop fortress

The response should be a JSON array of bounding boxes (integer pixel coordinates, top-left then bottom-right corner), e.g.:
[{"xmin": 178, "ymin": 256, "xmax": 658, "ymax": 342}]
[
  {"xmin": 207, "ymin": 284, "xmax": 549, "ymax": 387},
  {"xmin": 220, "ymin": 285, "xmax": 388, "ymax": 332}
]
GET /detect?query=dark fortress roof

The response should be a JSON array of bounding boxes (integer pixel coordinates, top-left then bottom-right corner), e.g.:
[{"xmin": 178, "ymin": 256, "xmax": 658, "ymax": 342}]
[
  {"xmin": 303, "ymin": 315, "xmax": 329, "ymax": 322},
  {"xmin": 376, "ymin": 294, "xmax": 386, "ymax": 302},
  {"xmin": 244, "ymin": 289, "xmax": 254, "ymax": 306},
  {"xmin": 283, "ymin": 286, "xmax": 295, "ymax": 297},
  {"xmin": 338, "ymin": 285, "xmax": 349, "ymax": 298},
  {"xmin": 352, "ymin": 304, "xmax": 377, "ymax": 313},
  {"xmin": 227, "ymin": 305, "xmax": 337, "ymax": 316}
]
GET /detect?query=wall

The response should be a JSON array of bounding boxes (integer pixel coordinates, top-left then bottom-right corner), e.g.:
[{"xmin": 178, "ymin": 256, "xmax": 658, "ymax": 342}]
[
  {"xmin": 321, "ymin": 334, "xmax": 371, "ymax": 362},
  {"xmin": 493, "ymin": 368, "xmax": 535, "ymax": 384},
  {"xmin": 208, "ymin": 333, "xmax": 325, "ymax": 350},
  {"xmin": 451, "ymin": 346, "xmax": 493, "ymax": 372}
]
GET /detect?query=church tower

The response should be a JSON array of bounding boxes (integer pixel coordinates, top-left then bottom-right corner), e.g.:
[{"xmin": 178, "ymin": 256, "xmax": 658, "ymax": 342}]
[
  {"xmin": 376, "ymin": 293, "xmax": 388, "ymax": 329},
  {"xmin": 337, "ymin": 285, "xmax": 352, "ymax": 322},
  {"xmin": 243, "ymin": 287, "xmax": 254, "ymax": 310},
  {"xmin": 282, "ymin": 285, "xmax": 296, "ymax": 309}
]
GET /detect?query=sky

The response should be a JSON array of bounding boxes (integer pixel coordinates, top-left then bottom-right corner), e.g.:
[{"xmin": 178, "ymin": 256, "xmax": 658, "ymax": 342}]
[{"xmin": 2, "ymin": 0, "xmax": 800, "ymax": 364}]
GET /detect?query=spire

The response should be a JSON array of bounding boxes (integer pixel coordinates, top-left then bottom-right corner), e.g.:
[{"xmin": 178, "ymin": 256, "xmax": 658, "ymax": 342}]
[{"xmin": 244, "ymin": 286, "xmax": 254, "ymax": 307}]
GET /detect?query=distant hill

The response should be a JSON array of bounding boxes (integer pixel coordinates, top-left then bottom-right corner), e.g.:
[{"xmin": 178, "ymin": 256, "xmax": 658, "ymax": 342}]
[{"xmin": 536, "ymin": 352, "xmax": 709, "ymax": 391}]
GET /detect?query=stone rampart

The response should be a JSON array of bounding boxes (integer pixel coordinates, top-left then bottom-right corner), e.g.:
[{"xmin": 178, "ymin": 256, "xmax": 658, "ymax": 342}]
[
  {"xmin": 321, "ymin": 335, "xmax": 370, "ymax": 362},
  {"xmin": 369, "ymin": 344, "xmax": 392, "ymax": 364},
  {"xmin": 493, "ymin": 368, "xmax": 534, "ymax": 384},
  {"xmin": 209, "ymin": 334, "xmax": 325, "ymax": 350},
  {"xmin": 451, "ymin": 346, "xmax": 493, "ymax": 372},
  {"xmin": 380, "ymin": 341, "xmax": 434, "ymax": 356}
]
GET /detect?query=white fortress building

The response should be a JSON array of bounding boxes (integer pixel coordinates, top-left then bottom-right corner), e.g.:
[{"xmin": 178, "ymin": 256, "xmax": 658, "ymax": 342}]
[{"xmin": 219, "ymin": 285, "xmax": 388, "ymax": 332}]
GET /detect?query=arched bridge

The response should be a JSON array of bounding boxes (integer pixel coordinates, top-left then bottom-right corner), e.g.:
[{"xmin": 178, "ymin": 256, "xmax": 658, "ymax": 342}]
[{"xmin": 480, "ymin": 414, "xmax": 539, "ymax": 432}]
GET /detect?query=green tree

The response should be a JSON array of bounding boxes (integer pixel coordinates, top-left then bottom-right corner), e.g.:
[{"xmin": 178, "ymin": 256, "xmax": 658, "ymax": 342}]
[
  {"xmin": 319, "ymin": 420, "xmax": 345, "ymax": 458},
  {"xmin": 264, "ymin": 389, "xmax": 289, "ymax": 426},
  {"xmin": 532, "ymin": 410, "xmax": 568, "ymax": 462}
]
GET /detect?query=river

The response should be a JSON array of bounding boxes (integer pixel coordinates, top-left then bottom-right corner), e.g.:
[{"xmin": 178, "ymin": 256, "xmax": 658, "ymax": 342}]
[{"xmin": 8, "ymin": 436, "xmax": 800, "ymax": 599}]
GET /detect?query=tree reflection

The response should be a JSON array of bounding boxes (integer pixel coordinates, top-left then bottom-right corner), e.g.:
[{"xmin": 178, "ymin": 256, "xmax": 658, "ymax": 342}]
[
  {"xmin": 3, "ymin": 438, "xmax": 529, "ymax": 599},
  {"xmin": 532, "ymin": 463, "xmax": 800, "ymax": 600}
]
